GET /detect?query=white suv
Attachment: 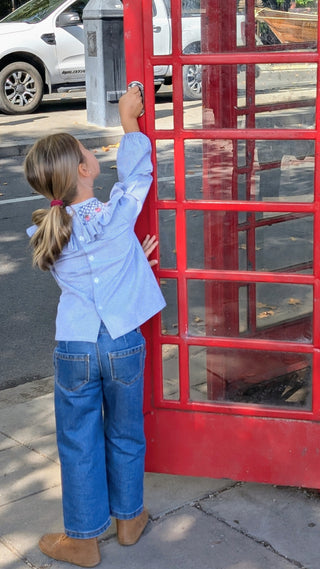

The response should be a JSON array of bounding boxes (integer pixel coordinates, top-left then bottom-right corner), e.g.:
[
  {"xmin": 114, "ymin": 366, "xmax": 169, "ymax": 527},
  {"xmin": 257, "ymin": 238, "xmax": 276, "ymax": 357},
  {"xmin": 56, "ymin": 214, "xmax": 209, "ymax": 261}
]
[
  {"xmin": 0, "ymin": 0, "xmax": 206, "ymax": 115},
  {"xmin": 0, "ymin": 0, "xmax": 89, "ymax": 114}
]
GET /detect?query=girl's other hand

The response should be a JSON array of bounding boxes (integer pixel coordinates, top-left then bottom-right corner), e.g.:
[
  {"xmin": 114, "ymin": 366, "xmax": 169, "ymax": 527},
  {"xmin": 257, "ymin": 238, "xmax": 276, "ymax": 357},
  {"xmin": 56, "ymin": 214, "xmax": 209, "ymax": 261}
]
[
  {"xmin": 142, "ymin": 234, "xmax": 158, "ymax": 268},
  {"xmin": 119, "ymin": 87, "xmax": 143, "ymax": 133}
]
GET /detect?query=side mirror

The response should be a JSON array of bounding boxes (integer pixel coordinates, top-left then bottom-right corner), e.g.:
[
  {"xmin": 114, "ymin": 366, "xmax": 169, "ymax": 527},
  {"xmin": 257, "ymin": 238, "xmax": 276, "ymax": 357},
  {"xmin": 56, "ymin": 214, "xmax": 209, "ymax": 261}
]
[{"xmin": 56, "ymin": 11, "xmax": 81, "ymax": 27}]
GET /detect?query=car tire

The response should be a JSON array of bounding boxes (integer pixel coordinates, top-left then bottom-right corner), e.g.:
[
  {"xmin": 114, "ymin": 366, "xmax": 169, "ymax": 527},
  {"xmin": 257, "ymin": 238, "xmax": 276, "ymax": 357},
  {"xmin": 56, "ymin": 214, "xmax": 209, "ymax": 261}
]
[
  {"xmin": 0, "ymin": 62, "xmax": 44, "ymax": 115},
  {"xmin": 183, "ymin": 64, "xmax": 202, "ymax": 101}
]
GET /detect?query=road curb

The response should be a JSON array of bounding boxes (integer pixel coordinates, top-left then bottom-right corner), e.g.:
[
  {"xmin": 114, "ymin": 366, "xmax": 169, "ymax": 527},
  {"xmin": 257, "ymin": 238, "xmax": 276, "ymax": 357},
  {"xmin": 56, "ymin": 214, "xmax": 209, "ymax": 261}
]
[{"xmin": 0, "ymin": 131, "xmax": 123, "ymax": 158}]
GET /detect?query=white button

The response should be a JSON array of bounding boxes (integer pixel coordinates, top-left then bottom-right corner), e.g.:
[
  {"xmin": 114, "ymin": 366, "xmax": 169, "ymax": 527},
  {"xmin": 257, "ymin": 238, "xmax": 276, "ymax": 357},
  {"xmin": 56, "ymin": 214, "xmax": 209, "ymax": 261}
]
[
  {"xmin": 89, "ymin": 255, "xmax": 94, "ymax": 261},
  {"xmin": 79, "ymin": 236, "xmax": 84, "ymax": 242},
  {"xmin": 94, "ymin": 277, "xmax": 99, "ymax": 284}
]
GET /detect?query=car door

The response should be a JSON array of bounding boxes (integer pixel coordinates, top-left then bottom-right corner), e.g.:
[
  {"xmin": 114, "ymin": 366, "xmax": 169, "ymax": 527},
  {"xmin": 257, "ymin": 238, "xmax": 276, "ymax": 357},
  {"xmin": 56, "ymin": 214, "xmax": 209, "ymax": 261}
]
[
  {"xmin": 153, "ymin": 0, "xmax": 171, "ymax": 80},
  {"xmin": 54, "ymin": 0, "xmax": 89, "ymax": 84}
]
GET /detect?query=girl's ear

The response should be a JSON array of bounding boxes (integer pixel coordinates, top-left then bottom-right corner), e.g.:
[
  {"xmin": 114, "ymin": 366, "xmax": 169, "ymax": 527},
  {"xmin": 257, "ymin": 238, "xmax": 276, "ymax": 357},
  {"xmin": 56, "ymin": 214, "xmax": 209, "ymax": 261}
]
[{"xmin": 78, "ymin": 161, "xmax": 90, "ymax": 177}]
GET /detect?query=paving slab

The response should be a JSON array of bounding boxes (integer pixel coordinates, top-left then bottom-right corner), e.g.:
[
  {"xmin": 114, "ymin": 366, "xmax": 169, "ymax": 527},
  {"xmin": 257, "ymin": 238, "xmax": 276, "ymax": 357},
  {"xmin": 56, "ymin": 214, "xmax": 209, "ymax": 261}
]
[
  {"xmin": 0, "ymin": 541, "xmax": 26, "ymax": 569},
  {"xmin": 0, "ymin": 393, "xmax": 55, "ymax": 444},
  {"xmin": 201, "ymin": 482, "xmax": 320, "ymax": 569},
  {"xmin": 0, "ymin": 432, "xmax": 18, "ymax": 451},
  {"xmin": 0, "ymin": 93, "xmax": 123, "ymax": 157},
  {"xmin": 97, "ymin": 505, "xmax": 296, "ymax": 569},
  {"xmin": 143, "ymin": 472, "xmax": 234, "ymax": 518},
  {"xmin": 0, "ymin": 444, "xmax": 60, "ymax": 506},
  {"xmin": 0, "ymin": 377, "xmax": 54, "ymax": 410},
  {"xmin": 0, "ymin": 485, "xmax": 63, "ymax": 568},
  {"xmin": 26, "ymin": 432, "xmax": 60, "ymax": 463}
]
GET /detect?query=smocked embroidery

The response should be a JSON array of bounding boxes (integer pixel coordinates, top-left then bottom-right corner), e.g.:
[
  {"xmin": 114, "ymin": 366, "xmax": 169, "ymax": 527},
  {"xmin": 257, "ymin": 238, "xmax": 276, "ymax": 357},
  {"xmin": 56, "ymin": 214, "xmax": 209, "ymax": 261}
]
[{"xmin": 78, "ymin": 199, "xmax": 103, "ymax": 223}]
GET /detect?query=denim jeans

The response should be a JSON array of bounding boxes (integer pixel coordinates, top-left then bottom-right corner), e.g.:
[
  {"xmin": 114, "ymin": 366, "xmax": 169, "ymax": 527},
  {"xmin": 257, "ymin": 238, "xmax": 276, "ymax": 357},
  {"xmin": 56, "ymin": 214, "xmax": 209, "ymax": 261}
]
[{"xmin": 53, "ymin": 322, "xmax": 146, "ymax": 539}]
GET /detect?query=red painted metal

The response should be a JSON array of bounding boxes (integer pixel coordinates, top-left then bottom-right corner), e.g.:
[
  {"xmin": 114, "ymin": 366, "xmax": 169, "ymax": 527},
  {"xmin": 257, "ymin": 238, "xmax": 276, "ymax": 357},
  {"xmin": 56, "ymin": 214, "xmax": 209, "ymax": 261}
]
[{"xmin": 123, "ymin": 0, "xmax": 320, "ymax": 488}]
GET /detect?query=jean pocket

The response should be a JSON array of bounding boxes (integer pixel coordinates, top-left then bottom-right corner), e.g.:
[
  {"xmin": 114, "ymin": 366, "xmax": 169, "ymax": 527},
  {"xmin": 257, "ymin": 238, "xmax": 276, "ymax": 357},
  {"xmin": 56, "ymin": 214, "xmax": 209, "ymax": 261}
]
[
  {"xmin": 109, "ymin": 344, "xmax": 145, "ymax": 386},
  {"xmin": 54, "ymin": 351, "xmax": 90, "ymax": 392}
]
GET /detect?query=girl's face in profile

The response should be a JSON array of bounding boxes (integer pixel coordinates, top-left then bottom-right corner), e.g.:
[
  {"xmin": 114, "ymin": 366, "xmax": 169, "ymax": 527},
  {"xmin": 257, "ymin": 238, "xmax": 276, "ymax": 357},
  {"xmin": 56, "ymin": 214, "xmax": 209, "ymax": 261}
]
[{"xmin": 78, "ymin": 141, "xmax": 100, "ymax": 180}]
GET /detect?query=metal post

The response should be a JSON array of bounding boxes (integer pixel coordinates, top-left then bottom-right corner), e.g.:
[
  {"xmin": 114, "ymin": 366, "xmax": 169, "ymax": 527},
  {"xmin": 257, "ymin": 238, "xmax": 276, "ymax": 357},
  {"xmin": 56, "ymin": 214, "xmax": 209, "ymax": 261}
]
[{"xmin": 83, "ymin": 0, "xmax": 126, "ymax": 127}]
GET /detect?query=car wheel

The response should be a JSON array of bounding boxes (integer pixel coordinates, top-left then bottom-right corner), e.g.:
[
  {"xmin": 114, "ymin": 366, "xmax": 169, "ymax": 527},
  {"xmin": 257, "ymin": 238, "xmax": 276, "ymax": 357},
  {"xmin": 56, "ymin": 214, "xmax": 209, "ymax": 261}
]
[
  {"xmin": 183, "ymin": 64, "xmax": 202, "ymax": 101},
  {"xmin": 0, "ymin": 62, "xmax": 44, "ymax": 115}
]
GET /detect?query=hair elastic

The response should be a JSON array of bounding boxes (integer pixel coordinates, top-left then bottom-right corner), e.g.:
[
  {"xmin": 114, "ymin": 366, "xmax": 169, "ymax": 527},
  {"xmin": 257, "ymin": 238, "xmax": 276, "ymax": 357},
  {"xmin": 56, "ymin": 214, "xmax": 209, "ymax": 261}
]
[{"xmin": 50, "ymin": 200, "xmax": 64, "ymax": 207}]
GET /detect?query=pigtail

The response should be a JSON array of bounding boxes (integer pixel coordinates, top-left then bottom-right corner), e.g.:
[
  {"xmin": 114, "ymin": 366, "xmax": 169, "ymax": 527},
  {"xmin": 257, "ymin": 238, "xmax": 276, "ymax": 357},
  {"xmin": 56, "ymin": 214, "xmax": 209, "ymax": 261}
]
[
  {"xmin": 30, "ymin": 207, "xmax": 73, "ymax": 271},
  {"xmin": 24, "ymin": 133, "xmax": 83, "ymax": 271}
]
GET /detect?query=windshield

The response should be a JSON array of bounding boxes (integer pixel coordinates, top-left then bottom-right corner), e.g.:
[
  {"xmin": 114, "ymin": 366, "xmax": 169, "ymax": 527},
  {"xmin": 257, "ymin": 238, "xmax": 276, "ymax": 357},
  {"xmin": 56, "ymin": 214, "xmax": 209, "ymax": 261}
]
[{"xmin": 1, "ymin": 0, "xmax": 67, "ymax": 23}]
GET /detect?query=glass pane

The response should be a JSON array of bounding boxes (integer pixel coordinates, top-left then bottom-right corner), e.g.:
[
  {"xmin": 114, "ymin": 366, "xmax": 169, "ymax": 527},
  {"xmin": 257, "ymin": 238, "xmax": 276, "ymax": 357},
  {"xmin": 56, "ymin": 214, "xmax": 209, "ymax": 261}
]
[
  {"xmin": 182, "ymin": 63, "xmax": 316, "ymax": 130},
  {"xmin": 255, "ymin": 214, "xmax": 313, "ymax": 272},
  {"xmin": 156, "ymin": 140, "xmax": 175, "ymax": 199},
  {"xmin": 180, "ymin": 1, "xmax": 249, "ymax": 54},
  {"xmin": 185, "ymin": 140, "xmax": 314, "ymax": 202},
  {"xmin": 179, "ymin": 2, "xmax": 318, "ymax": 53},
  {"xmin": 189, "ymin": 346, "xmax": 312, "ymax": 409},
  {"xmin": 256, "ymin": 4, "xmax": 318, "ymax": 49},
  {"xmin": 188, "ymin": 280, "xmax": 312, "ymax": 342},
  {"xmin": 159, "ymin": 210, "xmax": 176, "ymax": 268},
  {"xmin": 186, "ymin": 210, "xmax": 313, "ymax": 273},
  {"xmin": 155, "ymin": 68, "xmax": 174, "ymax": 130},
  {"xmin": 161, "ymin": 278, "xmax": 178, "ymax": 335},
  {"xmin": 162, "ymin": 344, "xmax": 179, "ymax": 400},
  {"xmin": 153, "ymin": 0, "xmax": 171, "ymax": 56}
]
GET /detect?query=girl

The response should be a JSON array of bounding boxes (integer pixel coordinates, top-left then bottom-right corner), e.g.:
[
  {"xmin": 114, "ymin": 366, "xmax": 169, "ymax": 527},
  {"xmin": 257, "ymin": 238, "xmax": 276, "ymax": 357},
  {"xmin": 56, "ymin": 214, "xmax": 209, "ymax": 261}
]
[{"xmin": 25, "ymin": 87, "xmax": 166, "ymax": 568}]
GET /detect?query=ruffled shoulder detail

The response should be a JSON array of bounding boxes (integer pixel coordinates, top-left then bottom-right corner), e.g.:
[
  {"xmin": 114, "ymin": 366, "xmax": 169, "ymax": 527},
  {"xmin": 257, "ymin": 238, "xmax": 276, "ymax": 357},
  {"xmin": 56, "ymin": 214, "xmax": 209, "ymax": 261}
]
[{"xmin": 65, "ymin": 188, "xmax": 125, "ymax": 248}]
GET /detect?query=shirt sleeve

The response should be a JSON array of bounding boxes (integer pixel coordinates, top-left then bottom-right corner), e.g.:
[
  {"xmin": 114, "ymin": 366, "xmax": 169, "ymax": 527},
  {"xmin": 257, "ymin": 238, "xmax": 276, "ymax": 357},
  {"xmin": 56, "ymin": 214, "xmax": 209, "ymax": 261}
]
[
  {"xmin": 114, "ymin": 132, "xmax": 153, "ymax": 221},
  {"xmin": 26, "ymin": 225, "xmax": 37, "ymax": 237}
]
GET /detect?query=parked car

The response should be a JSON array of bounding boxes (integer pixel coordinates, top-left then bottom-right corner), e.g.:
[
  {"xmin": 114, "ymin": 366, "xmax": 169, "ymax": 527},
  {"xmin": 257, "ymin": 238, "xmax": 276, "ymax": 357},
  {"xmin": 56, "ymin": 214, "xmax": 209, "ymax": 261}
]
[
  {"xmin": 0, "ymin": 0, "xmax": 204, "ymax": 114},
  {"xmin": 0, "ymin": 0, "xmax": 245, "ymax": 114}
]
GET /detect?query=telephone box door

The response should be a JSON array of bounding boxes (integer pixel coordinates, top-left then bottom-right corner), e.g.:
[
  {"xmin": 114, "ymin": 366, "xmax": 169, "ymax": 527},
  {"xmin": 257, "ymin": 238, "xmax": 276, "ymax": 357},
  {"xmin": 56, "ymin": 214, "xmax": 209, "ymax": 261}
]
[{"xmin": 123, "ymin": 0, "xmax": 320, "ymax": 488}]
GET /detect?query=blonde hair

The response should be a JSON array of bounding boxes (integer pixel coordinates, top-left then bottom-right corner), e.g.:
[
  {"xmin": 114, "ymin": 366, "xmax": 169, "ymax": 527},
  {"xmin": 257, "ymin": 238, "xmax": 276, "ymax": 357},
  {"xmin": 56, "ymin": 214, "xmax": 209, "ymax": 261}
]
[{"xmin": 24, "ymin": 133, "xmax": 83, "ymax": 271}]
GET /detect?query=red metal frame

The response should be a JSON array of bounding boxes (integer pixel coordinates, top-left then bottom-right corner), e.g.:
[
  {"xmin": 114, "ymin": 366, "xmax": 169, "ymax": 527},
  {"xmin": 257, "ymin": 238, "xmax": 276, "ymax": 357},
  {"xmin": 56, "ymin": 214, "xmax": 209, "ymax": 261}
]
[{"xmin": 123, "ymin": 0, "xmax": 320, "ymax": 488}]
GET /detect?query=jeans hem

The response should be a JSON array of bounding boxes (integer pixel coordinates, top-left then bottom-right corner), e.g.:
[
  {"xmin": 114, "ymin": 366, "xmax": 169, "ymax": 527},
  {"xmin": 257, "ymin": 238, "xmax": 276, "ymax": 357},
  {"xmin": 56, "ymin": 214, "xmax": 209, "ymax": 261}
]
[
  {"xmin": 65, "ymin": 518, "xmax": 111, "ymax": 539},
  {"xmin": 111, "ymin": 504, "xmax": 144, "ymax": 520}
]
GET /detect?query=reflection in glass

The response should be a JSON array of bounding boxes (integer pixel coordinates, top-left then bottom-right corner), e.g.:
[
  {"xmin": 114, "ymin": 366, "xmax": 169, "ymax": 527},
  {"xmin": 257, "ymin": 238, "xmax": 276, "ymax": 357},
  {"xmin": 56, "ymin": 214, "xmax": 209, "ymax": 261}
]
[
  {"xmin": 183, "ymin": 63, "xmax": 316, "ymax": 130},
  {"xmin": 162, "ymin": 344, "xmax": 179, "ymax": 400},
  {"xmin": 187, "ymin": 279, "xmax": 312, "ymax": 342},
  {"xmin": 180, "ymin": 0, "xmax": 247, "ymax": 53},
  {"xmin": 184, "ymin": 139, "xmax": 314, "ymax": 202},
  {"xmin": 156, "ymin": 140, "xmax": 175, "ymax": 199},
  {"xmin": 256, "ymin": 5, "xmax": 318, "ymax": 48},
  {"xmin": 255, "ymin": 214, "xmax": 313, "ymax": 272},
  {"xmin": 179, "ymin": 2, "xmax": 318, "ymax": 52},
  {"xmin": 159, "ymin": 210, "xmax": 176, "ymax": 268},
  {"xmin": 189, "ymin": 346, "xmax": 312, "ymax": 409},
  {"xmin": 155, "ymin": 72, "xmax": 173, "ymax": 130},
  {"xmin": 186, "ymin": 210, "xmax": 313, "ymax": 273},
  {"xmin": 161, "ymin": 278, "xmax": 178, "ymax": 335},
  {"xmin": 153, "ymin": 0, "xmax": 171, "ymax": 56}
]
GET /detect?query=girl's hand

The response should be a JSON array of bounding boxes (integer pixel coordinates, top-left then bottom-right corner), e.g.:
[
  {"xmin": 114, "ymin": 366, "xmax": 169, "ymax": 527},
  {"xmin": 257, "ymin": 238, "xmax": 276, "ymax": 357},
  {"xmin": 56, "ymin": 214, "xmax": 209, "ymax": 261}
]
[
  {"xmin": 142, "ymin": 234, "xmax": 158, "ymax": 268},
  {"xmin": 119, "ymin": 87, "xmax": 143, "ymax": 133}
]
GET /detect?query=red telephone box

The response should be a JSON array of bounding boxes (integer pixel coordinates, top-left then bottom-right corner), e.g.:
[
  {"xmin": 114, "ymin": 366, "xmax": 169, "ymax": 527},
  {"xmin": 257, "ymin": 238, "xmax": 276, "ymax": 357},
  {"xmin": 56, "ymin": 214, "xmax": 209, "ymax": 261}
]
[{"xmin": 123, "ymin": 0, "xmax": 320, "ymax": 488}]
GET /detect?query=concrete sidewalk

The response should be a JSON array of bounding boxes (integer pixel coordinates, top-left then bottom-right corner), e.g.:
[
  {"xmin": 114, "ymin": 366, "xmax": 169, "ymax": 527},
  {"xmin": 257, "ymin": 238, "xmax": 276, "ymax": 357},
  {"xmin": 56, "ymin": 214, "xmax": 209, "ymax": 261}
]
[
  {"xmin": 0, "ymin": 93, "xmax": 123, "ymax": 157},
  {"xmin": 1, "ymin": 378, "xmax": 320, "ymax": 569}
]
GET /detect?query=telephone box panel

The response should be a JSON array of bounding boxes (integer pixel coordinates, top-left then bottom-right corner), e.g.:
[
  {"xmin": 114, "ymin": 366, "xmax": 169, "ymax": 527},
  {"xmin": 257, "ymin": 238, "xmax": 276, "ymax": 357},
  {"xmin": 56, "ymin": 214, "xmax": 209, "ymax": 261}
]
[{"xmin": 124, "ymin": 0, "xmax": 320, "ymax": 488}]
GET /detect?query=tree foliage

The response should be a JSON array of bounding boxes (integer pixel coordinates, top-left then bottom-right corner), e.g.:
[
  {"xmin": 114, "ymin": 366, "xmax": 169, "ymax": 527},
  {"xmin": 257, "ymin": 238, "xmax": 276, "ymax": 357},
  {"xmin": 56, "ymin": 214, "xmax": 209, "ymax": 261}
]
[{"xmin": 0, "ymin": 0, "xmax": 28, "ymax": 20}]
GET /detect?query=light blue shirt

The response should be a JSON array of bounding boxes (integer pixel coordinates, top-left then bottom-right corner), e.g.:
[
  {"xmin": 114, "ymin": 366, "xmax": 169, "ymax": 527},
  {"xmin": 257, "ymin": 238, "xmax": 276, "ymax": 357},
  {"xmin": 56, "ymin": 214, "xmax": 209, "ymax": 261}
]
[{"xmin": 27, "ymin": 132, "xmax": 166, "ymax": 341}]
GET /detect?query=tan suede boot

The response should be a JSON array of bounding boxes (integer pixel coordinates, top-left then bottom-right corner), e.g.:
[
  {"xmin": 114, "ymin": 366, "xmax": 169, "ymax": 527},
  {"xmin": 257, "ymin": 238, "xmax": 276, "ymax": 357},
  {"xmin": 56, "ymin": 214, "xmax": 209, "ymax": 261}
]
[
  {"xmin": 38, "ymin": 533, "xmax": 101, "ymax": 567},
  {"xmin": 116, "ymin": 508, "xmax": 149, "ymax": 546}
]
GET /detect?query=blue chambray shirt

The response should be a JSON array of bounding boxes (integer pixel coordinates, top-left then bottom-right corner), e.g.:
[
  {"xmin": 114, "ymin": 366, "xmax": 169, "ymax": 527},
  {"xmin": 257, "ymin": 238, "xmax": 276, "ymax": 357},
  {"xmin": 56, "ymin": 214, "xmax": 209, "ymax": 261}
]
[{"xmin": 27, "ymin": 132, "xmax": 166, "ymax": 341}]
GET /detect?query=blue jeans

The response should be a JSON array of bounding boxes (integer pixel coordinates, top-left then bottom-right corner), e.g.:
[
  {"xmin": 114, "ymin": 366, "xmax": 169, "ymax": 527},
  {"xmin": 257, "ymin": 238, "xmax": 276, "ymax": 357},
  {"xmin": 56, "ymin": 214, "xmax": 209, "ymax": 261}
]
[{"xmin": 53, "ymin": 322, "xmax": 146, "ymax": 539}]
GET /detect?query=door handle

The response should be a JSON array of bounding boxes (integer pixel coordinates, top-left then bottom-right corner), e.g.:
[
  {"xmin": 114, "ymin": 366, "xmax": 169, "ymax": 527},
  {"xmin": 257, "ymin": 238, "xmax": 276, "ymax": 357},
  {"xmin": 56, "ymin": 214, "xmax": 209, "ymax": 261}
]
[{"xmin": 128, "ymin": 81, "xmax": 145, "ymax": 116}]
